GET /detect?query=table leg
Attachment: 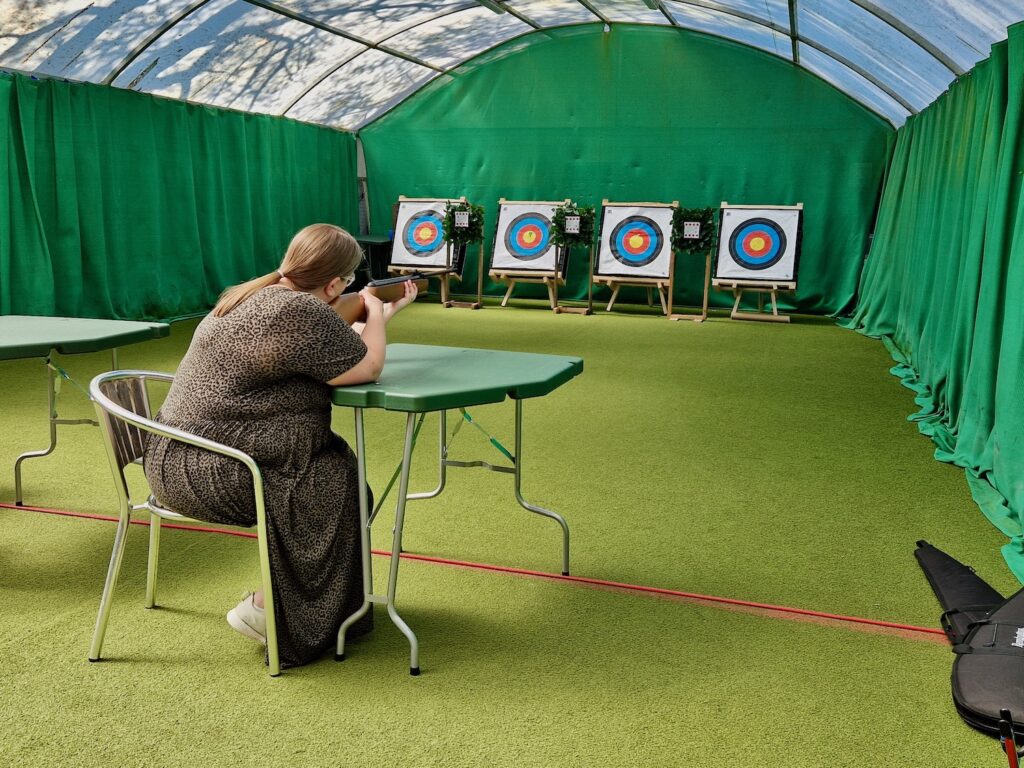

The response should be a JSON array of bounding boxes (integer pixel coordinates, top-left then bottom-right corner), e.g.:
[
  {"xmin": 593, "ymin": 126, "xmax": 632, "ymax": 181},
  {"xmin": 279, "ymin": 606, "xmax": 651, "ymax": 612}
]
[
  {"xmin": 386, "ymin": 412, "xmax": 421, "ymax": 675},
  {"xmin": 14, "ymin": 350, "xmax": 117, "ymax": 505},
  {"xmin": 14, "ymin": 360, "xmax": 59, "ymax": 506},
  {"xmin": 513, "ymin": 400, "xmax": 571, "ymax": 576},
  {"xmin": 337, "ymin": 409, "xmax": 422, "ymax": 676},
  {"xmin": 336, "ymin": 408, "xmax": 373, "ymax": 660},
  {"xmin": 407, "ymin": 410, "xmax": 447, "ymax": 501}
]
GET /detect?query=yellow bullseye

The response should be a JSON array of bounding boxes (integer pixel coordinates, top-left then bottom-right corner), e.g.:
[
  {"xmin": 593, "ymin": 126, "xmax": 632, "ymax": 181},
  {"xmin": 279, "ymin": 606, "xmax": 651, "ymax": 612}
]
[
  {"xmin": 416, "ymin": 225, "xmax": 433, "ymax": 243},
  {"xmin": 750, "ymin": 236, "xmax": 766, "ymax": 252},
  {"xmin": 522, "ymin": 230, "xmax": 537, "ymax": 244},
  {"xmin": 628, "ymin": 234, "xmax": 645, "ymax": 249}
]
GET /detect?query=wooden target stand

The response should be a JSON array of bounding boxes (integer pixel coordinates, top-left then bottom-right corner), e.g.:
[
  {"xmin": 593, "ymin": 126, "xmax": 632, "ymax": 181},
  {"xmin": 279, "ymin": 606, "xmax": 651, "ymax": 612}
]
[
  {"xmin": 712, "ymin": 279, "xmax": 796, "ymax": 323},
  {"xmin": 489, "ymin": 198, "xmax": 569, "ymax": 313},
  {"xmin": 444, "ymin": 241, "xmax": 484, "ymax": 310},
  {"xmin": 554, "ymin": 243, "xmax": 596, "ymax": 315},
  {"xmin": 596, "ymin": 199, "xmax": 676, "ymax": 316},
  {"xmin": 667, "ymin": 251, "xmax": 712, "ymax": 323}
]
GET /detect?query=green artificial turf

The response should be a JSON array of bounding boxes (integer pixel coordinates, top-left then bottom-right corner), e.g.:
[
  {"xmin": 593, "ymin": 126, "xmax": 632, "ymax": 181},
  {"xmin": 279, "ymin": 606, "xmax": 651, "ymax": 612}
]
[{"xmin": 0, "ymin": 301, "xmax": 1013, "ymax": 766}]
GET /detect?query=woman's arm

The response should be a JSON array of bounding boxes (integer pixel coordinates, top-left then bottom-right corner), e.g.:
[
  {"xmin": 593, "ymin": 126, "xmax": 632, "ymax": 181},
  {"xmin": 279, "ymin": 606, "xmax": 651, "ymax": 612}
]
[{"xmin": 328, "ymin": 291, "xmax": 386, "ymax": 386}]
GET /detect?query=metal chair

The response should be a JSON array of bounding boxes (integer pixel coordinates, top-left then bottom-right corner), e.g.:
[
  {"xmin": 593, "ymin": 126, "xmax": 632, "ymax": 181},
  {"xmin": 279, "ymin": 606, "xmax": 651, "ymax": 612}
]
[{"xmin": 88, "ymin": 370, "xmax": 281, "ymax": 676}]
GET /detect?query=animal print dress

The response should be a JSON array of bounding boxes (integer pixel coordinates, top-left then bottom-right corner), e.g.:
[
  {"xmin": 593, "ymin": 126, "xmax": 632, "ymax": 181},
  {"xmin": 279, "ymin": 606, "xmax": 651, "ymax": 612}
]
[{"xmin": 144, "ymin": 285, "xmax": 372, "ymax": 668}]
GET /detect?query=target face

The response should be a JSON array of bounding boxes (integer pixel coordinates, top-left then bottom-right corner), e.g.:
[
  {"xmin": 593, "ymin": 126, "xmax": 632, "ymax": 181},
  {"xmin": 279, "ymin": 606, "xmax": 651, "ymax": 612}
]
[
  {"xmin": 504, "ymin": 214, "xmax": 552, "ymax": 261},
  {"xmin": 391, "ymin": 199, "xmax": 455, "ymax": 268},
  {"xmin": 597, "ymin": 205, "xmax": 674, "ymax": 279},
  {"xmin": 729, "ymin": 218, "xmax": 786, "ymax": 270},
  {"xmin": 403, "ymin": 210, "xmax": 445, "ymax": 256},
  {"xmin": 715, "ymin": 205, "xmax": 802, "ymax": 283},
  {"xmin": 610, "ymin": 216, "xmax": 663, "ymax": 267},
  {"xmin": 490, "ymin": 202, "xmax": 561, "ymax": 273}
]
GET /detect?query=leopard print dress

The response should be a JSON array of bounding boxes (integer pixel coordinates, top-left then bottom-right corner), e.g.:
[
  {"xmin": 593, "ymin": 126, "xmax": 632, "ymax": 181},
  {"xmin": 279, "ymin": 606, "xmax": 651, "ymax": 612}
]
[{"xmin": 143, "ymin": 285, "xmax": 372, "ymax": 668}]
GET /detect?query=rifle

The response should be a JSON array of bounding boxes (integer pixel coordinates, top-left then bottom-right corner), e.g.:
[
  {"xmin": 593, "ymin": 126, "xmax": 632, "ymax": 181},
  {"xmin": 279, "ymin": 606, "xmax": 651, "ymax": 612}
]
[{"xmin": 331, "ymin": 275, "xmax": 429, "ymax": 325}]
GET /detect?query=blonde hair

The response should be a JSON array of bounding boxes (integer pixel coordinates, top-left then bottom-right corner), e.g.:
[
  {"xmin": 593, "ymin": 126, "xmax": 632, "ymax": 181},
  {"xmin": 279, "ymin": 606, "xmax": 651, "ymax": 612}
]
[{"xmin": 213, "ymin": 224, "xmax": 363, "ymax": 317}]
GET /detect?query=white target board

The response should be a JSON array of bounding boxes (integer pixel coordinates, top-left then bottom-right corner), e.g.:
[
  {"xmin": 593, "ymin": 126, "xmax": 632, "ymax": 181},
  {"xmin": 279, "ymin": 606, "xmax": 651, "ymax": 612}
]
[
  {"xmin": 597, "ymin": 205, "xmax": 675, "ymax": 279},
  {"xmin": 715, "ymin": 205, "xmax": 802, "ymax": 283},
  {"xmin": 391, "ymin": 199, "xmax": 454, "ymax": 269},
  {"xmin": 491, "ymin": 201, "xmax": 560, "ymax": 273}
]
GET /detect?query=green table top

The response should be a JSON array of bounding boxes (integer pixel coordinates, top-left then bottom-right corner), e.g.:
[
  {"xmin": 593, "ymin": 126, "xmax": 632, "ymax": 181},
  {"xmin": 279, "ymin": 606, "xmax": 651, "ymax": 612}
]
[
  {"xmin": 0, "ymin": 315, "xmax": 170, "ymax": 360},
  {"xmin": 332, "ymin": 343, "xmax": 583, "ymax": 412},
  {"xmin": 356, "ymin": 233, "xmax": 393, "ymax": 245}
]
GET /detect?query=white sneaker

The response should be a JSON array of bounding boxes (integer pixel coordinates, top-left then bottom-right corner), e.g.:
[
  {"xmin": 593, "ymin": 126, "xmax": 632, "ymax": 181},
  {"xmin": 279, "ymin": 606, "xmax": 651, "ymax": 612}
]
[{"xmin": 226, "ymin": 592, "xmax": 266, "ymax": 645}]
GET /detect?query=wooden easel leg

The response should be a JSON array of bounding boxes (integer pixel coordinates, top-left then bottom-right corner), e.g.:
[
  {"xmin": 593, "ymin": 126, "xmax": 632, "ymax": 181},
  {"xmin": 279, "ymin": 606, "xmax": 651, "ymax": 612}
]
[
  {"xmin": 546, "ymin": 278, "xmax": 557, "ymax": 311},
  {"xmin": 501, "ymin": 281, "xmax": 515, "ymax": 308},
  {"xmin": 606, "ymin": 285, "xmax": 620, "ymax": 313},
  {"xmin": 770, "ymin": 290, "xmax": 780, "ymax": 317},
  {"xmin": 657, "ymin": 285, "xmax": 668, "ymax": 315},
  {"xmin": 441, "ymin": 274, "xmax": 450, "ymax": 306},
  {"xmin": 731, "ymin": 288, "xmax": 743, "ymax": 319},
  {"xmin": 646, "ymin": 287, "xmax": 653, "ymax": 307},
  {"xmin": 701, "ymin": 253, "xmax": 711, "ymax": 320}
]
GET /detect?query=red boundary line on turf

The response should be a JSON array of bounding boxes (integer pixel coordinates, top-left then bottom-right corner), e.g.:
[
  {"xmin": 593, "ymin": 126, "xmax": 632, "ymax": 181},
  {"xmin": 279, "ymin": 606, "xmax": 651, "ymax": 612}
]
[{"xmin": 2, "ymin": 501, "xmax": 946, "ymax": 637}]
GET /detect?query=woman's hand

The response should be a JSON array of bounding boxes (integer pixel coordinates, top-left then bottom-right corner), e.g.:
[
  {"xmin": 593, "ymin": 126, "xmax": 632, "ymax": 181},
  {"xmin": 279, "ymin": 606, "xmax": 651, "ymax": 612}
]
[
  {"xmin": 359, "ymin": 288, "xmax": 385, "ymax": 320},
  {"xmin": 383, "ymin": 279, "xmax": 418, "ymax": 322}
]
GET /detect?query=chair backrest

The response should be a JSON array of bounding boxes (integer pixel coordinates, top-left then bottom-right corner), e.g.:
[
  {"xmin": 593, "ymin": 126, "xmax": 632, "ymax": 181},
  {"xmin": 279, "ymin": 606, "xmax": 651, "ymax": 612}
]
[{"xmin": 95, "ymin": 376, "xmax": 154, "ymax": 469}]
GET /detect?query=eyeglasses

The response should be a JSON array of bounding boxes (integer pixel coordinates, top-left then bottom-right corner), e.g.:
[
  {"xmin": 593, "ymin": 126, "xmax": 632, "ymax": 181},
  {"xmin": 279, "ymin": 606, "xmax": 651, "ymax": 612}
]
[{"xmin": 342, "ymin": 274, "xmax": 355, "ymax": 287}]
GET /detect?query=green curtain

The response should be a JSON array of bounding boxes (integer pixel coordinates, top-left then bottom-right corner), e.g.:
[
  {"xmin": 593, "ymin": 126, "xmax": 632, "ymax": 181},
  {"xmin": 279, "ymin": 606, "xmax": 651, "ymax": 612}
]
[
  {"xmin": 842, "ymin": 23, "xmax": 1024, "ymax": 578},
  {"xmin": 359, "ymin": 24, "xmax": 893, "ymax": 314},
  {"xmin": 0, "ymin": 72, "xmax": 358, "ymax": 321}
]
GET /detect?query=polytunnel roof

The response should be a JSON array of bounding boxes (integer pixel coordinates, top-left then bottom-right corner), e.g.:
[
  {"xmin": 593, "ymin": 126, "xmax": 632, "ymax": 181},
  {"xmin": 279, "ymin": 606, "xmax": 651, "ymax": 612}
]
[{"xmin": 1, "ymin": 1, "xmax": 1022, "ymax": 129}]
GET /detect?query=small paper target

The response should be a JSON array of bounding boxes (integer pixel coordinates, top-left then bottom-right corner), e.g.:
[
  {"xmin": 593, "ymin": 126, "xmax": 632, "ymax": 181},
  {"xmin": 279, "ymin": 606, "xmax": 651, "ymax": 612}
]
[
  {"xmin": 610, "ymin": 215, "xmax": 663, "ymax": 267},
  {"xmin": 565, "ymin": 215, "xmax": 581, "ymax": 235},
  {"xmin": 503, "ymin": 213, "xmax": 552, "ymax": 261},
  {"xmin": 683, "ymin": 221, "xmax": 701, "ymax": 240},
  {"xmin": 402, "ymin": 210, "xmax": 445, "ymax": 257},
  {"xmin": 728, "ymin": 218, "xmax": 786, "ymax": 270},
  {"xmin": 454, "ymin": 210, "xmax": 470, "ymax": 229}
]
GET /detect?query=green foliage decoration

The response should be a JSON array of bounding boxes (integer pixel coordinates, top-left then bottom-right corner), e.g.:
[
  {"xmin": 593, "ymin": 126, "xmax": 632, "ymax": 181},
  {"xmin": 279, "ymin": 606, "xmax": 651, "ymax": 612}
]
[
  {"xmin": 442, "ymin": 200, "xmax": 486, "ymax": 244},
  {"xmin": 671, "ymin": 207, "xmax": 717, "ymax": 254},
  {"xmin": 551, "ymin": 202, "xmax": 596, "ymax": 249}
]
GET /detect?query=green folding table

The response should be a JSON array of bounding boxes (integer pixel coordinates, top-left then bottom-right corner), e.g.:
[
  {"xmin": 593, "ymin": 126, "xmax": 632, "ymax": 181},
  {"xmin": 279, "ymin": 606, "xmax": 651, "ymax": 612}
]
[
  {"xmin": 332, "ymin": 343, "xmax": 583, "ymax": 675},
  {"xmin": 0, "ymin": 316, "xmax": 169, "ymax": 505}
]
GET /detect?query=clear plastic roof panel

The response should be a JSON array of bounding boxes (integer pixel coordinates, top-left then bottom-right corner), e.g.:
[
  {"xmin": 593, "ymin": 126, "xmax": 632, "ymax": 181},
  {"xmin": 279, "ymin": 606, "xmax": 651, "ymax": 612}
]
[
  {"xmin": 0, "ymin": 0, "xmax": 195, "ymax": 82},
  {"xmin": 2, "ymin": 1, "xmax": 1023, "ymax": 130},
  {"xmin": 865, "ymin": 0, "xmax": 1024, "ymax": 73},
  {"xmin": 506, "ymin": 0, "xmax": 599, "ymax": 27},
  {"xmin": 383, "ymin": 7, "xmax": 531, "ymax": 70},
  {"xmin": 664, "ymin": 1, "xmax": 793, "ymax": 60},
  {"xmin": 288, "ymin": 48, "xmax": 439, "ymax": 129},
  {"xmin": 268, "ymin": 0, "xmax": 472, "ymax": 45},
  {"xmin": 110, "ymin": 0, "xmax": 366, "ymax": 113},
  {"xmin": 695, "ymin": 0, "xmax": 791, "ymax": 29},
  {"xmin": 799, "ymin": 0, "xmax": 954, "ymax": 112},
  {"xmin": 586, "ymin": 0, "xmax": 672, "ymax": 25},
  {"xmin": 799, "ymin": 41, "xmax": 910, "ymax": 126}
]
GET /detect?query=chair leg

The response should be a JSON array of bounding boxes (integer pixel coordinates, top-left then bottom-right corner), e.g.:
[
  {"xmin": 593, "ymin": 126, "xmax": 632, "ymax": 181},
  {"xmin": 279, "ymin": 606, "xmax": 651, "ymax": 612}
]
[
  {"xmin": 89, "ymin": 509, "xmax": 132, "ymax": 661},
  {"xmin": 145, "ymin": 513, "xmax": 162, "ymax": 608}
]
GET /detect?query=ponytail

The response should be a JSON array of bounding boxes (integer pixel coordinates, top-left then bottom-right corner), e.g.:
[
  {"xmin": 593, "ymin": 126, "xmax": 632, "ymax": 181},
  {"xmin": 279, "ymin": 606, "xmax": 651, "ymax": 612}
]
[
  {"xmin": 212, "ymin": 272, "xmax": 281, "ymax": 317},
  {"xmin": 211, "ymin": 223, "xmax": 362, "ymax": 317}
]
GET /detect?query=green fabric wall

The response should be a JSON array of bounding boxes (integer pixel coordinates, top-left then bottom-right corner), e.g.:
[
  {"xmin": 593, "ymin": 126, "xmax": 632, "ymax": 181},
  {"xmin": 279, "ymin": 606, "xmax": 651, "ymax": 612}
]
[
  {"xmin": 0, "ymin": 72, "xmax": 358, "ymax": 321},
  {"xmin": 359, "ymin": 25, "xmax": 894, "ymax": 314},
  {"xmin": 842, "ymin": 23, "xmax": 1024, "ymax": 578}
]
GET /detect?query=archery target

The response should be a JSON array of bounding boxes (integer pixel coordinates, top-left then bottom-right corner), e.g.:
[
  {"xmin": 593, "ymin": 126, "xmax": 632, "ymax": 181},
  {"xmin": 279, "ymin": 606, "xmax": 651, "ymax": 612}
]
[
  {"xmin": 597, "ymin": 205, "xmax": 674, "ymax": 279},
  {"xmin": 391, "ymin": 199, "xmax": 454, "ymax": 268},
  {"xmin": 490, "ymin": 202, "xmax": 560, "ymax": 272},
  {"xmin": 715, "ymin": 206, "xmax": 802, "ymax": 282}
]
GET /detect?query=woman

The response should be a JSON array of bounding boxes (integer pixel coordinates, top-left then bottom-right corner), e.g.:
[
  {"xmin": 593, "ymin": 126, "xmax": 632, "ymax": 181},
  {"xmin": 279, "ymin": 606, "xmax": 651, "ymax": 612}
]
[{"xmin": 143, "ymin": 223, "xmax": 416, "ymax": 668}]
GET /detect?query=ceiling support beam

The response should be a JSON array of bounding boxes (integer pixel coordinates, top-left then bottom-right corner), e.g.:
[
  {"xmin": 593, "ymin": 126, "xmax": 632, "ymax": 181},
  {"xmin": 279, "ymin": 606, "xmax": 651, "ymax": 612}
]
[
  {"xmin": 102, "ymin": 0, "xmax": 214, "ymax": 86},
  {"xmin": 788, "ymin": 0, "xmax": 799, "ymax": 64}
]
